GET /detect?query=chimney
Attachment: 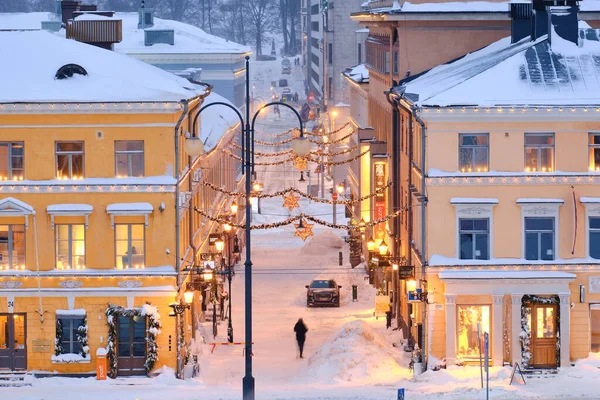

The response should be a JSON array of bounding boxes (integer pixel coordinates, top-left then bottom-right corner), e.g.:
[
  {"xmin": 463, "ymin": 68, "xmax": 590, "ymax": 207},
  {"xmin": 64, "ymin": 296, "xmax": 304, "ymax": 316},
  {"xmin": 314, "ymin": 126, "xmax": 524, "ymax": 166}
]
[
  {"xmin": 138, "ymin": 1, "xmax": 155, "ymax": 29},
  {"xmin": 61, "ymin": 1, "xmax": 81, "ymax": 24},
  {"xmin": 531, "ymin": 0, "xmax": 549, "ymax": 40},
  {"xmin": 549, "ymin": 2, "xmax": 580, "ymax": 45},
  {"xmin": 510, "ymin": 1, "xmax": 532, "ymax": 44}
]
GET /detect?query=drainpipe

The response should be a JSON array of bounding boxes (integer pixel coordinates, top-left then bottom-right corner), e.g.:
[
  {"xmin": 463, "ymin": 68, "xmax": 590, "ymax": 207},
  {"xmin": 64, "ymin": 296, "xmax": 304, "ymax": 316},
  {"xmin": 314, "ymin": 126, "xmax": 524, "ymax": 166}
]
[
  {"xmin": 384, "ymin": 90, "xmax": 400, "ymax": 328},
  {"xmin": 411, "ymin": 104, "xmax": 427, "ymax": 372}
]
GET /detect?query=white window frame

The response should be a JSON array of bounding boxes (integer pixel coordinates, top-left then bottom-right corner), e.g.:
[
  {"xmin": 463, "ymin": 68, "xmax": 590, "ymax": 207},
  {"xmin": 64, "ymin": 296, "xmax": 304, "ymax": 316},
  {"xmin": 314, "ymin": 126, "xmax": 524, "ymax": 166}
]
[
  {"xmin": 517, "ymin": 199, "xmax": 563, "ymax": 260},
  {"xmin": 579, "ymin": 198, "xmax": 600, "ymax": 259},
  {"xmin": 451, "ymin": 198, "xmax": 498, "ymax": 260}
]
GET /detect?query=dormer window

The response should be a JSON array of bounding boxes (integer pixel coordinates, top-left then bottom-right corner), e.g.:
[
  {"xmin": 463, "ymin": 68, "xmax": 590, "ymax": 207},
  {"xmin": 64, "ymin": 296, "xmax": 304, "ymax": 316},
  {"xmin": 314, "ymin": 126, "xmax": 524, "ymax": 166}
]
[{"xmin": 55, "ymin": 64, "xmax": 88, "ymax": 80}]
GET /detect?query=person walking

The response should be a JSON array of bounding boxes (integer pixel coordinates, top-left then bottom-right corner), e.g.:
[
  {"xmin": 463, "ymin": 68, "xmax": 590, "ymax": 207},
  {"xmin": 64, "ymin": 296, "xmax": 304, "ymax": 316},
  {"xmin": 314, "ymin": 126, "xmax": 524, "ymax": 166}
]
[{"xmin": 294, "ymin": 318, "xmax": 308, "ymax": 359}]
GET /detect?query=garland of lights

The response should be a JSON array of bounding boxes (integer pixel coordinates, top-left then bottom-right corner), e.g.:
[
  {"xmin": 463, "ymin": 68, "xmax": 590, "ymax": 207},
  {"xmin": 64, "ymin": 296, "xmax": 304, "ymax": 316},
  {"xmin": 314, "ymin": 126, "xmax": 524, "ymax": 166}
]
[
  {"xmin": 194, "ymin": 208, "xmax": 405, "ymax": 231},
  {"xmin": 307, "ymin": 150, "xmax": 369, "ymax": 166},
  {"xmin": 307, "ymin": 131, "xmax": 354, "ymax": 145},
  {"xmin": 201, "ymin": 181, "xmax": 392, "ymax": 204},
  {"xmin": 231, "ymin": 143, "xmax": 361, "ymax": 158}
]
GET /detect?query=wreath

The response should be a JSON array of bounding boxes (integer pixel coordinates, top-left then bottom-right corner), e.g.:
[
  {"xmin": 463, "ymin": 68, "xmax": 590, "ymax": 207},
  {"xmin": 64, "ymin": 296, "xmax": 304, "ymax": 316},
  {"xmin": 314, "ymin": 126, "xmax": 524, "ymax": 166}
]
[{"xmin": 105, "ymin": 303, "xmax": 162, "ymax": 378}]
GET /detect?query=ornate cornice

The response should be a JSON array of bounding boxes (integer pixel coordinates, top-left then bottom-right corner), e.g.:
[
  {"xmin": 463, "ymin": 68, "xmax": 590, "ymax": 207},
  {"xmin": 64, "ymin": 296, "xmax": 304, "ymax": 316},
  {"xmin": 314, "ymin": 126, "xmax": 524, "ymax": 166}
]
[
  {"xmin": 117, "ymin": 280, "xmax": 143, "ymax": 288},
  {"xmin": 0, "ymin": 281, "xmax": 22, "ymax": 289},
  {"xmin": 0, "ymin": 102, "xmax": 182, "ymax": 115},
  {"xmin": 427, "ymin": 174, "xmax": 600, "ymax": 186},
  {"xmin": 58, "ymin": 280, "xmax": 83, "ymax": 289},
  {"xmin": 0, "ymin": 183, "xmax": 175, "ymax": 194},
  {"xmin": 589, "ymin": 276, "xmax": 600, "ymax": 293}
]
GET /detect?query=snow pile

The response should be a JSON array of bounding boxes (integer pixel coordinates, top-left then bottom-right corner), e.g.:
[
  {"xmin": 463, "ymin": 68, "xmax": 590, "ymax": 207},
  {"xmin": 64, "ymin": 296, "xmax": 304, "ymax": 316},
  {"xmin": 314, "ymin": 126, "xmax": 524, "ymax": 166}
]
[
  {"xmin": 51, "ymin": 353, "xmax": 91, "ymax": 363},
  {"xmin": 153, "ymin": 365, "xmax": 178, "ymax": 382},
  {"xmin": 301, "ymin": 231, "xmax": 345, "ymax": 256},
  {"xmin": 304, "ymin": 320, "xmax": 406, "ymax": 384}
]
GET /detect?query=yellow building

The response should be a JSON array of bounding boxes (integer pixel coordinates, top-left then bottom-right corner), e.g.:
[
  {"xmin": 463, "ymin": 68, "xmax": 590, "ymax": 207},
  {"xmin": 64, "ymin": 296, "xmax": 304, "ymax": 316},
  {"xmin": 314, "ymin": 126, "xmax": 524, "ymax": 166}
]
[
  {"xmin": 389, "ymin": 4, "xmax": 600, "ymax": 369},
  {"xmin": 0, "ymin": 30, "xmax": 240, "ymax": 377}
]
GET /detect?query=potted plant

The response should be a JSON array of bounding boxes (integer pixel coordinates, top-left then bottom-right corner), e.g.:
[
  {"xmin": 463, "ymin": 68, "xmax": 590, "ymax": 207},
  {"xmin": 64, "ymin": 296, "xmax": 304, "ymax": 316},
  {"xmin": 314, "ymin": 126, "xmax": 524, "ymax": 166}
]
[{"xmin": 410, "ymin": 345, "xmax": 423, "ymax": 378}]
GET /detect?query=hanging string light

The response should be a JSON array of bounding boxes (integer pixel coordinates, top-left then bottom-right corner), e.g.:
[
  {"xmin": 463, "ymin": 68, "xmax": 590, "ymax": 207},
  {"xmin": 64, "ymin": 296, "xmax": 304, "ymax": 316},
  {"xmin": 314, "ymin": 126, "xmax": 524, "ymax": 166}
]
[{"xmin": 201, "ymin": 181, "xmax": 392, "ymax": 204}]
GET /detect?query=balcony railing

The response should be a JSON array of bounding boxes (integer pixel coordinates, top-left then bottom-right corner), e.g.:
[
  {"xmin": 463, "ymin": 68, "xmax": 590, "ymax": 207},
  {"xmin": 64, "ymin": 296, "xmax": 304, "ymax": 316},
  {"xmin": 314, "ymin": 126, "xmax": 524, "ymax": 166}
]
[{"xmin": 66, "ymin": 19, "xmax": 122, "ymax": 44}]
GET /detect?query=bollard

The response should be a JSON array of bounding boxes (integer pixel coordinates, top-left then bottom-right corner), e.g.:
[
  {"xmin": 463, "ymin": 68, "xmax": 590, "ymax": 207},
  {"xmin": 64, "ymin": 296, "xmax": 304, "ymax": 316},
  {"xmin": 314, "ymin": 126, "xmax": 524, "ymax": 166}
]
[
  {"xmin": 96, "ymin": 348, "xmax": 107, "ymax": 380},
  {"xmin": 352, "ymin": 284, "xmax": 358, "ymax": 302}
]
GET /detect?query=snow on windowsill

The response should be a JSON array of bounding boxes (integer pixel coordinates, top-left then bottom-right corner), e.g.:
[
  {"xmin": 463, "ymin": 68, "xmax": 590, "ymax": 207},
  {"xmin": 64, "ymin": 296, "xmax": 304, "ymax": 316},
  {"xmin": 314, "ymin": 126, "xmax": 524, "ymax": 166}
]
[
  {"xmin": 47, "ymin": 204, "xmax": 93, "ymax": 213},
  {"xmin": 0, "ymin": 265, "xmax": 176, "ymax": 276},
  {"xmin": 0, "ymin": 176, "xmax": 176, "ymax": 186},
  {"xmin": 439, "ymin": 269, "xmax": 576, "ymax": 280},
  {"xmin": 51, "ymin": 354, "xmax": 91, "ymax": 364},
  {"xmin": 580, "ymin": 197, "xmax": 600, "ymax": 203},
  {"xmin": 56, "ymin": 309, "xmax": 86, "ymax": 316},
  {"xmin": 106, "ymin": 202, "xmax": 154, "ymax": 213},
  {"xmin": 516, "ymin": 198, "xmax": 564, "ymax": 204},
  {"xmin": 430, "ymin": 254, "xmax": 600, "ymax": 266},
  {"xmin": 428, "ymin": 168, "xmax": 600, "ymax": 178}
]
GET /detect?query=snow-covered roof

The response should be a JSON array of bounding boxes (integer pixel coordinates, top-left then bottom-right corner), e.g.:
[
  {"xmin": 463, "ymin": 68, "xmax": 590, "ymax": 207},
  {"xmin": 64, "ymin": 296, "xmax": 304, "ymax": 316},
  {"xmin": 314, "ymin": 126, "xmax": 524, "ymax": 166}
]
[
  {"xmin": 451, "ymin": 198, "xmax": 498, "ymax": 204},
  {"xmin": 200, "ymin": 92, "xmax": 241, "ymax": 152},
  {"xmin": 0, "ymin": 30, "xmax": 204, "ymax": 103},
  {"xmin": 343, "ymin": 63, "xmax": 369, "ymax": 84},
  {"xmin": 396, "ymin": 25, "xmax": 600, "ymax": 107},
  {"xmin": 0, "ymin": 12, "xmax": 250, "ymax": 55},
  {"xmin": 110, "ymin": 13, "xmax": 250, "ymax": 55},
  {"xmin": 439, "ymin": 269, "xmax": 576, "ymax": 280}
]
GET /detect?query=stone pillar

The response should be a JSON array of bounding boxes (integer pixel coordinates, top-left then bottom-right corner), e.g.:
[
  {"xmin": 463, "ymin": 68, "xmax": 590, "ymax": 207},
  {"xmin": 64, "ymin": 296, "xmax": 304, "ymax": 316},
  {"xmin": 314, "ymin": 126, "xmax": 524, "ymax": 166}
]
[
  {"xmin": 559, "ymin": 294, "xmax": 571, "ymax": 367},
  {"xmin": 492, "ymin": 295, "xmax": 504, "ymax": 366},
  {"xmin": 444, "ymin": 294, "xmax": 457, "ymax": 365},
  {"xmin": 511, "ymin": 294, "xmax": 523, "ymax": 366}
]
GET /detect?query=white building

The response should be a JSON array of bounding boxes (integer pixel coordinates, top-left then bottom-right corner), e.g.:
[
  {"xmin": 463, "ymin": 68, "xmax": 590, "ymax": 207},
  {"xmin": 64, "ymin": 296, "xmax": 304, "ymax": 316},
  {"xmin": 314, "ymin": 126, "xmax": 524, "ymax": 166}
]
[{"xmin": 0, "ymin": 3, "xmax": 251, "ymax": 109}]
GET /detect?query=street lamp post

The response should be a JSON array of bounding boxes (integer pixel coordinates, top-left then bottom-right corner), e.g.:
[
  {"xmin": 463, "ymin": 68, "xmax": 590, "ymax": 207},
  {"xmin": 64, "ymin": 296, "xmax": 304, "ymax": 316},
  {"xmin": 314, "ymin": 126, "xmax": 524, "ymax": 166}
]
[{"xmin": 187, "ymin": 56, "xmax": 306, "ymax": 400}]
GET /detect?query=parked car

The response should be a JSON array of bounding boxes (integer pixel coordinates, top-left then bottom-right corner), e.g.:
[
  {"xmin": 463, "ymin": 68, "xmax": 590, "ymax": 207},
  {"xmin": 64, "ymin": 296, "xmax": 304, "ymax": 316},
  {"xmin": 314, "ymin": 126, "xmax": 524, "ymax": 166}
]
[
  {"xmin": 281, "ymin": 88, "xmax": 292, "ymax": 101},
  {"xmin": 279, "ymin": 78, "xmax": 288, "ymax": 87},
  {"xmin": 281, "ymin": 65, "xmax": 291, "ymax": 75},
  {"xmin": 306, "ymin": 279, "xmax": 341, "ymax": 307}
]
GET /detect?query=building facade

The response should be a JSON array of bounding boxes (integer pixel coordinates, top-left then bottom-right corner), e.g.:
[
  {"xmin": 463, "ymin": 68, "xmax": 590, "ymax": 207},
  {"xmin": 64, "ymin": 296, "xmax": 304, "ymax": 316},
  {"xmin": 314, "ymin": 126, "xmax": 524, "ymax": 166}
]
[
  {"xmin": 388, "ymin": 0, "xmax": 600, "ymax": 368},
  {"xmin": 302, "ymin": 0, "xmax": 365, "ymax": 106},
  {"xmin": 0, "ymin": 30, "xmax": 240, "ymax": 377}
]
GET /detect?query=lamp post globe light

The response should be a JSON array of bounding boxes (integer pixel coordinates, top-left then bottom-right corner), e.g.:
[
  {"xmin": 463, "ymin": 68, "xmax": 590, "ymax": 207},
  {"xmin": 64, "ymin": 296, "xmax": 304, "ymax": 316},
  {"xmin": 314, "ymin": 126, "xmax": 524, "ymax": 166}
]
[
  {"xmin": 189, "ymin": 56, "xmax": 304, "ymax": 400},
  {"xmin": 184, "ymin": 136, "xmax": 204, "ymax": 157}
]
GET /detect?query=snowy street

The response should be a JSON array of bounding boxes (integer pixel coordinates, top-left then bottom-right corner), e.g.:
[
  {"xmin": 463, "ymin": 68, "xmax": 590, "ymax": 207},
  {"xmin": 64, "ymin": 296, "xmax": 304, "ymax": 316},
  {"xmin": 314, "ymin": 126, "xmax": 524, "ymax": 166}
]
[{"xmin": 4, "ymin": 57, "xmax": 600, "ymax": 400}]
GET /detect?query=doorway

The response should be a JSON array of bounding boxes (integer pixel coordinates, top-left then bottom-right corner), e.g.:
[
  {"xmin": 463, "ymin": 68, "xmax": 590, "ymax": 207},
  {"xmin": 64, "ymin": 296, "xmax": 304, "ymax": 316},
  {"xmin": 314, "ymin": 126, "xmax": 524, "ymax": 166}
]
[
  {"xmin": 591, "ymin": 307, "xmax": 600, "ymax": 353},
  {"xmin": 0, "ymin": 314, "xmax": 27, "ymax": 370},
  {"xmin": 530, "ymin": 304, "xmax": 558, "ymax": 368},
  {"xmin": 116, "ymin": 315, "xmax": 146, "ymax": 376}
]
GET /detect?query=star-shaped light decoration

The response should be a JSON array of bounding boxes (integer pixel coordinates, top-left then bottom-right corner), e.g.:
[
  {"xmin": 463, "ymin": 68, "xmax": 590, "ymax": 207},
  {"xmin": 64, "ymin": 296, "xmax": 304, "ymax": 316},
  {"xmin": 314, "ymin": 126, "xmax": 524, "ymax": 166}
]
[
  {"xmin": 282, "ymin": 192, "xmax": 300, "ymax": 211},
  {"xmin": 293, "ymin": 156, "xmax": 308, "ymax": 171},
  {"xmin": 294, "ymin": 219, "xmax": 314, "ymax": 241}
]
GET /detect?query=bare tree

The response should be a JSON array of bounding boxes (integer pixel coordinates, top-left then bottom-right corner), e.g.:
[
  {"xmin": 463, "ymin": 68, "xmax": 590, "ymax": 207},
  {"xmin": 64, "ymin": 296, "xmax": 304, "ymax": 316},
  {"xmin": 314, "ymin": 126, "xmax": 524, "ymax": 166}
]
[
  {"xmin": 288, "ymin": 0, "xmax": 299, "ymax": 55},
  {"xmin": 279, "ymin": 0, "xmax": 288, "ymax": 55},
  {"xmin": 245, "ymin": 0, "xmax": 277, "ymax": 55}
]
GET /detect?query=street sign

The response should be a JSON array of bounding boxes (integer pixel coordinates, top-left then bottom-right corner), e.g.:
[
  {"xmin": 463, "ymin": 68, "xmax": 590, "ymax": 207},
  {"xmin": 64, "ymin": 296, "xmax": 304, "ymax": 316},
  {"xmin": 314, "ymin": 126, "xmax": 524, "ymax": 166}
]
[
  {"xmin": 397, "ymin": 388, "xmax": 405, "ymax": 400},
  {"xmin": 398, "ymin": 265, "xmax": 414, "ymax": 279}
]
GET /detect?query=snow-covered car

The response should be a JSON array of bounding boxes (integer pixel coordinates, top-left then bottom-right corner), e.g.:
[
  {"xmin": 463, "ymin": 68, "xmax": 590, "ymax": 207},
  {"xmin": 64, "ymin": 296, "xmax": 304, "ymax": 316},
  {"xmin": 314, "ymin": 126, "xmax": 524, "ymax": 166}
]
[{"xmin": 306, "ymin": 279, "xmax": 341, "ymax": 307}]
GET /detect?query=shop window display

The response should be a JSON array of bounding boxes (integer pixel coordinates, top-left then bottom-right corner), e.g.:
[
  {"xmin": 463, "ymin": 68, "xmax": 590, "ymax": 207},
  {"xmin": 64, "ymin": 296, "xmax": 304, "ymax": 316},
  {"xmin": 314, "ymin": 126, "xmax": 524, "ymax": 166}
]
[{"xmin": 458, "ymin": 305, "xmax": 490, "ymax": 360}]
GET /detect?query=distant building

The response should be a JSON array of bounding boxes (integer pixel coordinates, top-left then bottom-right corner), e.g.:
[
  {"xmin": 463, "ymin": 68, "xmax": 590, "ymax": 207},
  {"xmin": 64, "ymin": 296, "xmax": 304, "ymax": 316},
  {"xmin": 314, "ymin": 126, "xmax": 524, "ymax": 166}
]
[{"xmin": 301, "ymin": 0, "xmax": 365, "ymax": 107}]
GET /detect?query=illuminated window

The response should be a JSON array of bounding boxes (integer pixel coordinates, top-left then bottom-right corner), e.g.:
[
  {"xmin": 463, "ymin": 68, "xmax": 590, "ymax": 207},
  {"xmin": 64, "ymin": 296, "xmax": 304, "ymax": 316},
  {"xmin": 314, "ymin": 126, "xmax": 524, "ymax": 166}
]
[
  {"xmin": 589, "ymin": 133, "xmax": 600, "ymax": 171},
  {"xmin": 115, "ymin": 224, "xmax": 145, "ymax": 269},
  {"xmin": 115, "ymin": 141, "xmax": 144, "ymax": 177},
  {"xmin": 55, "ymin": 224, "xmax": 85, "ymax": 269},
  {"xmin": 0, "ymin": 225, "xmax": 25, "ymax": 269},
  {"xmin": 457, "ymin": 305, "xmax": 490, "ymax": 360},
  {"xmin": 536, "ymin": 307, "xmax": 555, "ymax": 338},
  {"xmin": 459, "ymin": 218, "xmax": 489, "ymax": 260},
  {"xmin": 0, "ymin": 142, "xmax": 24, "ymax": 181},
  {"xmin": 56, "ymin": 142, "xmax": 84, "ymax": 179},
  {"xmin": 525, "ymin": 217, "xmax": 554, "ymax": 260},
  {"xmin": 459, "ymin": 134, "xmax": 488, "ymax": 172},
  {"xmin": 525, "ymin": 133, "xmax": 554, "ymax": 172}
]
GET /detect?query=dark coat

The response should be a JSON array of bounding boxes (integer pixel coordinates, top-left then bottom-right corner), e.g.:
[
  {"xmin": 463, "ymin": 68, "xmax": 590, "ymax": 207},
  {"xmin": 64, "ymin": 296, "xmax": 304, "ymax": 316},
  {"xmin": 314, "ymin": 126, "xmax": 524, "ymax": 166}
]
[{"xmin": 294, "ymin": 321, "xmax": 308, "ymax": 342}]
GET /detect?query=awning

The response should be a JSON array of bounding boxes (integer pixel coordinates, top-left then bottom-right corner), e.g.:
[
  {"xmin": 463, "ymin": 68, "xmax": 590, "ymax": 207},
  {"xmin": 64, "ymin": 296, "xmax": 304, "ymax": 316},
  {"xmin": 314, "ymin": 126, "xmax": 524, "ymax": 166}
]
[
  {"xmin": 47, "ymin": 204, "xmax": 93, "ymax": 229},
  {"xmin": 0, "ymin": 197, "xmax": 35, "ymax": 228},
  {"xmin": 106, "ymin": 202, "xmax": 153, "ymax": 228}
]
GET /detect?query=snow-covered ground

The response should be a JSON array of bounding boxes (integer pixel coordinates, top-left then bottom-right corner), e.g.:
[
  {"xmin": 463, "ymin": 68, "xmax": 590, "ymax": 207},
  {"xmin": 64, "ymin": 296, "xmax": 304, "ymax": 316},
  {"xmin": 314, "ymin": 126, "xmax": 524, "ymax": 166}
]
[{"xmin": 5, "ymin": 56, "xmax": 600, "ymax": 400}]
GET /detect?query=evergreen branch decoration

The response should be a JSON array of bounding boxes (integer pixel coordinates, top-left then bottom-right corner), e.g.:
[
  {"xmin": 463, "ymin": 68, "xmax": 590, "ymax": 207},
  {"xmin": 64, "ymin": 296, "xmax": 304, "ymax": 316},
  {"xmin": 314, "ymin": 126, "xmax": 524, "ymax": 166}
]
[
  {"xmin": 77, "ymin": 315, "xmax": 89, "ymax": 358},
  {"xmin": 55, "ymin": 319, "xmax": 64, "ymax": 356},
  {"xmin": 105, "ymin": 303, "xmax": 162, "ymax": 378}
]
